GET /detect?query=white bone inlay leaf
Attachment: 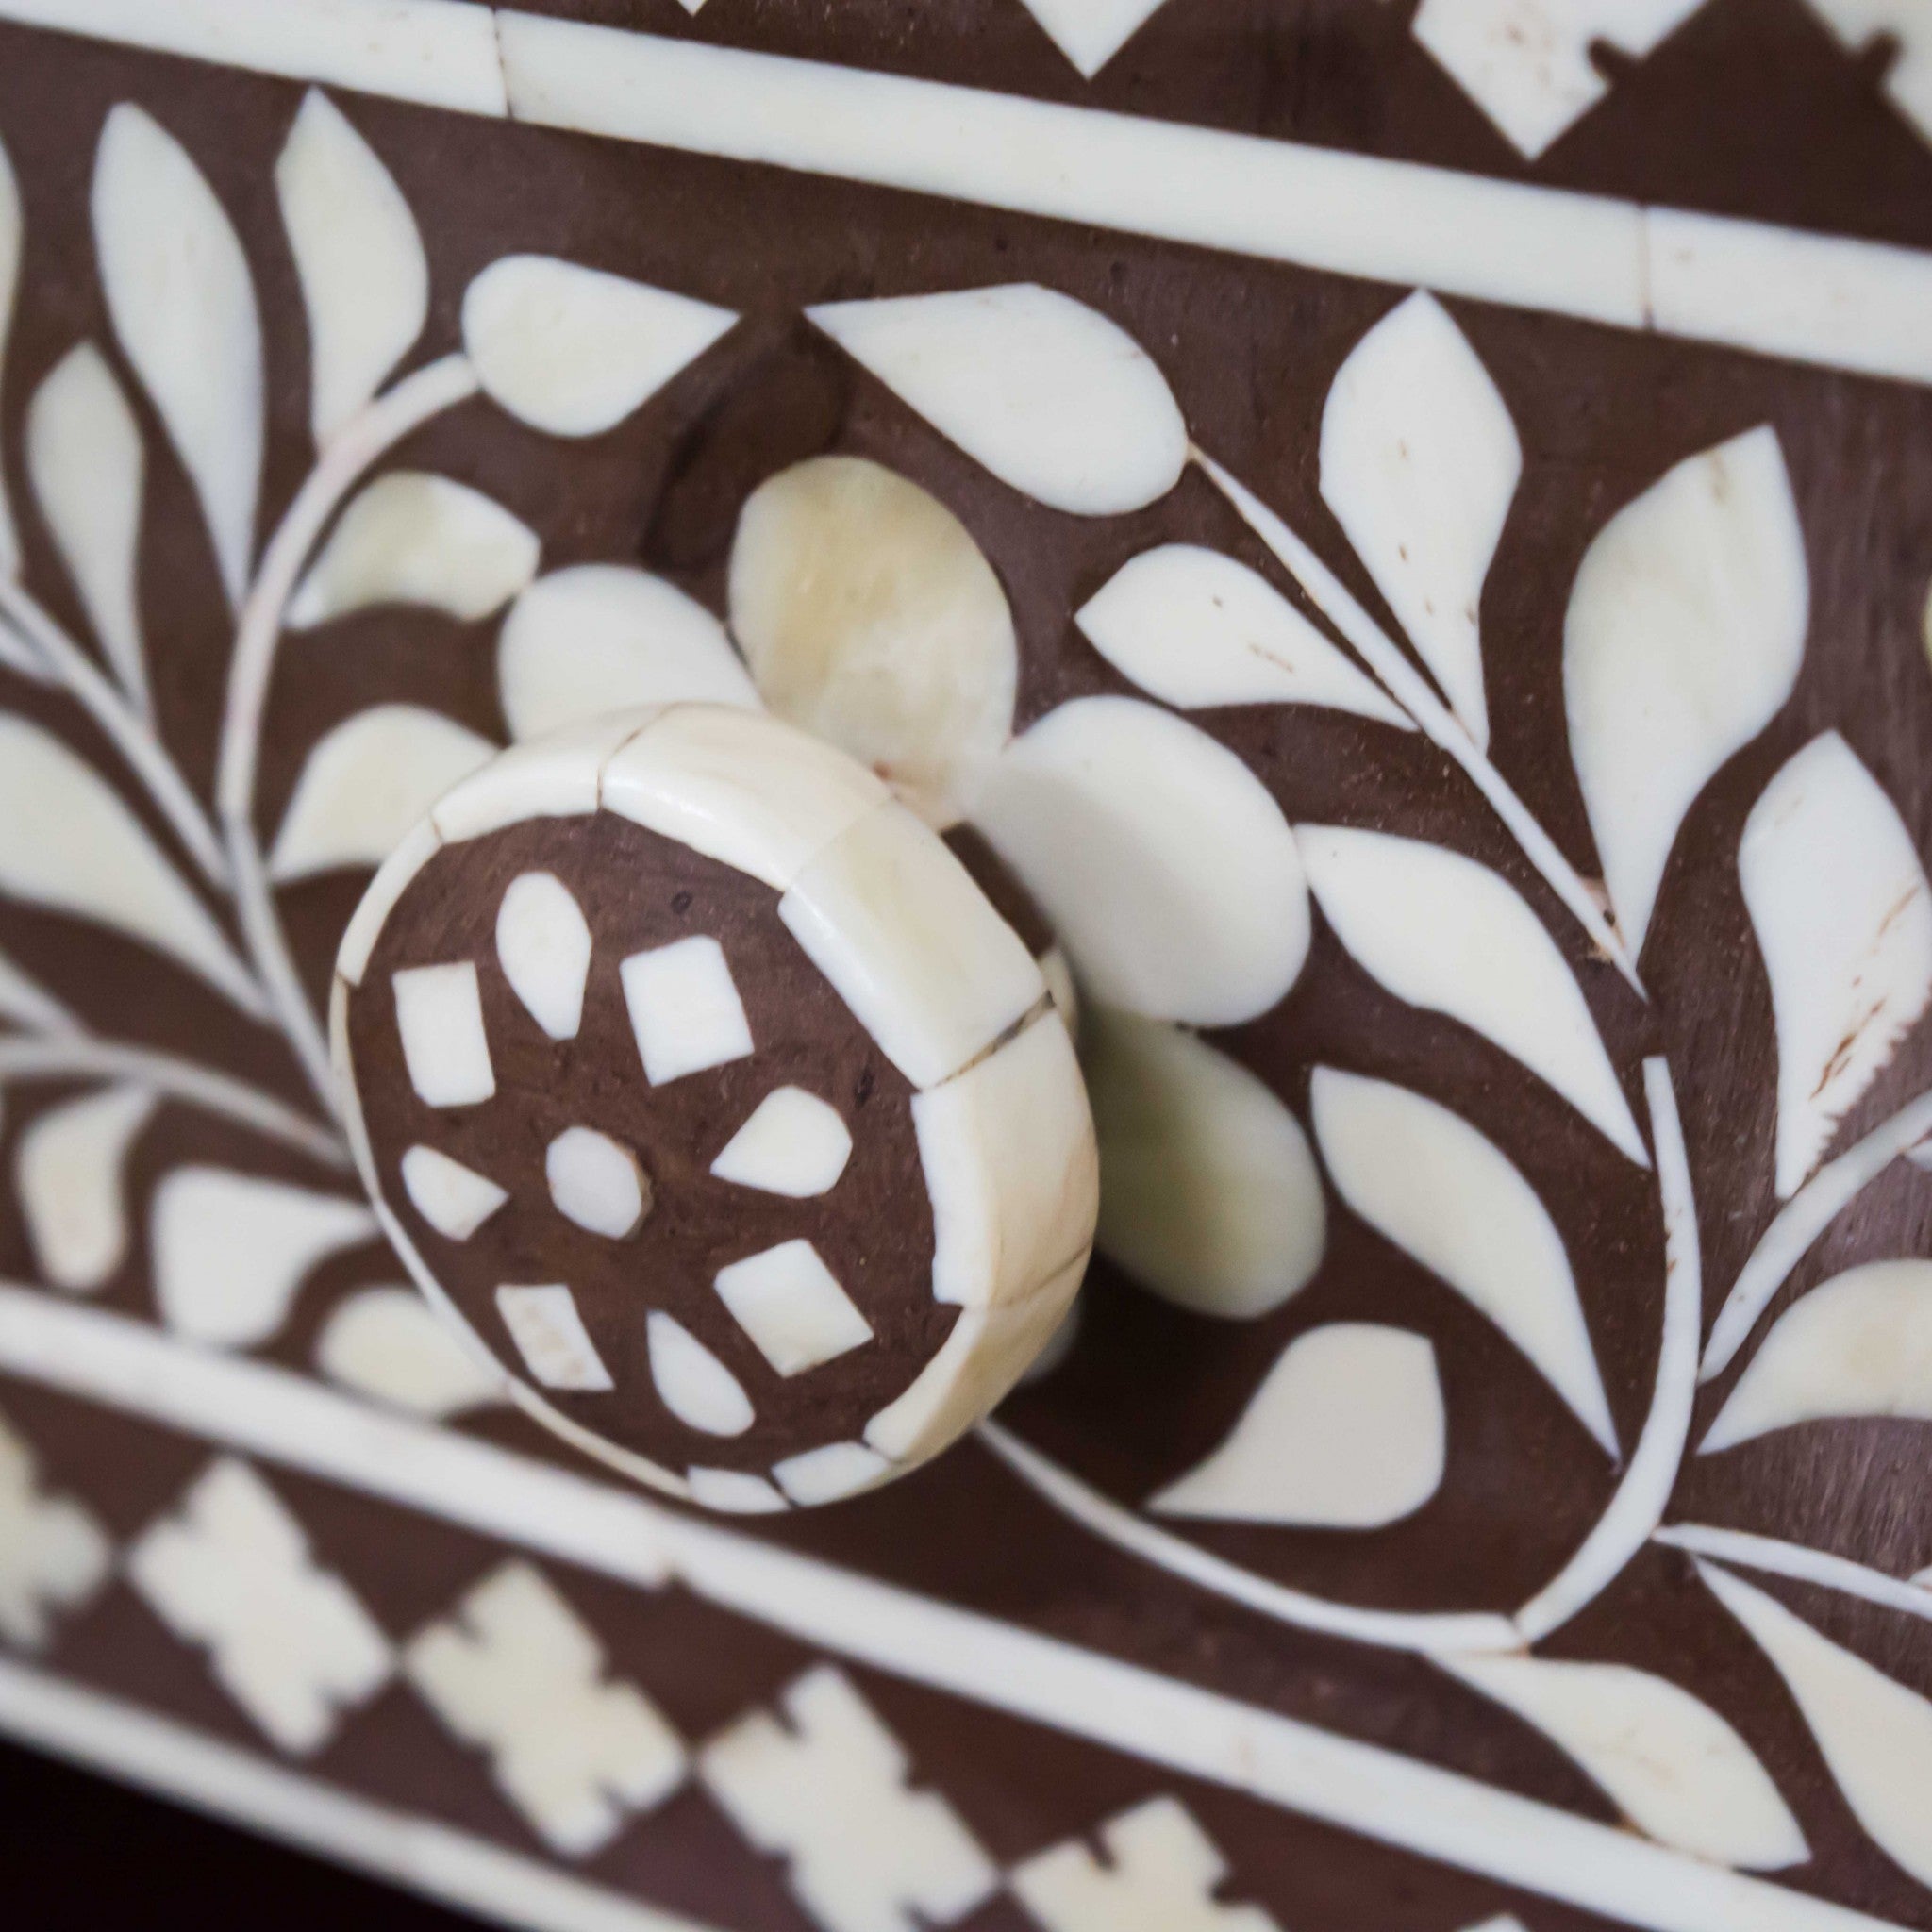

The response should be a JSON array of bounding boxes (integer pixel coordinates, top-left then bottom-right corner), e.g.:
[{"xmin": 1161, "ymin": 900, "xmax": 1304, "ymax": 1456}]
[
  {"xmin": 1703, "ymin": 1560, "xmax": 1932, "ymax": 1890},
  {"xmin": 495, "ymin": 1284, "xmax": 614, "ymax": 1392},
  {"xmin": 393, "ymin": 961, "xmax": 495, "ymax": 1107},
  {"xmin": 713, "ymin": 1239, "xmax": 874, "ymax": 1376},
  {"xmin": 1320, "ymin": 291, "xmax": 1520, "ymax": 751},
  {"xmin": 975, "ymin": 697, "xmax": 1307, "ymax": 1027},
  {"xmin": 316, "ymin": 1286, "xmax": 506, "ymax": 1417},
  {"xmin": 461, "ymin": 255, "xmax": 736, "ymax": 437},
  {"xmin": 275, "ymin": 90, "xmax": 428, "ymax": 445},
  {"xmin": 1703, "ymin": 1259, "xmax": 1932, "ymax": 1452},
  {"xmin": 1075, "ymin": 544, "xmax": 1410, "ymax": 724},
  {"xmin": 0, "ymin": 1407, "xmax": 109, "ymax": 1649},
  {"xmin": 710, "ymin": 1087, "xmax": 853, "ymax": 1198},
  {"xmin": 496, "ymin": 870, "xmax": 592, "ymax": 1041},
  {"xmin": 0, "ymin": 712, "xmax": 261, "ymax": 1013},
  {"xmin": 92, "ymin": 104, "xmax": 262, "ymax": 608},
  {"xmin": 1153, "ymin": 1324, "xmax": 1444, "ymax": 1527},
  {"xmin": 546, "ymin": 1127, "xmax": 649, "ymax": 1240},
  {"xmin": 1740, "ymin": 732, "xmax": 1932, "ymax": 1198},
  {"xmin": 809, "ymin": 285, "xmax": 1187, "ymax": 516},
  {"xmin": 729, "ymin": 456, "xmax": 1017, "ymax": 827},
  {"xmin": 772, "ymin": 1441, "xmax": 891, "ymax": 1507},
  {"xmin": 15, "ymin": 1083, "xmax": 157, "ymax": 1292},
  {"xmin": 287, "ymin": 472, "xmax": 540, "ymax": 628},
  {"xmin": 1013, "ymin": 0, "xmax": 1169, "ymax": 77},
  {"xmin": 497, "ymin": 565, "xmax": 756, "ymax": 742},
  {"xmin": 1564, "ymin": 426, "xmax": 1807, "ymax": 958},
  {"xmin": 1441, "ymin": 1654, "xmax": 1806, "ymax": 1871},
  {"xmin": 621, "ymin": 935, "xmax": 754, "ymax": 1086},
  {"xmin": 399, "ymin": 1143, "xmax": 508, "ymax": 1242},
  {"xmin": 647, "ymin": 1311, "xmax": 754, "ymax": 1436},
  {"xmin": 1084, "ymin": 1008, "xmax": 1324, "ymax": 1319},
  {"xmin": 26, "ymin": 342, "xmax": 148, "ymax": 711},
  {"xmin": 1311, "ymin": 1068, "xmax": 1616, "ymax": 1455},
  {"xmin": 0, "ymin": 135, "xmax": 20, "ymax": 575},
  {"xmin": 268, "ymin": 705, "xmax": 494, "ymax": 882},
  {"xmin": 1298, "ymin": 824, "xmax": 1646, "ymax": 1165}
]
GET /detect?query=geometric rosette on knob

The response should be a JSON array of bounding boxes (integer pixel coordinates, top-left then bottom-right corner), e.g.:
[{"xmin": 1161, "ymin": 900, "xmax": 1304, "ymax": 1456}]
[{"xmin": 330, "ymin": 703, "xmax": 1097, "ymax": 1512}]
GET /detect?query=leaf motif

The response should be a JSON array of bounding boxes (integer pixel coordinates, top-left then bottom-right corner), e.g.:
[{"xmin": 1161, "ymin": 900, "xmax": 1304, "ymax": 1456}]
[
  {"xmin": 975, "ymin": 697, "xmax": 1308, "ymax": 1025},
  {"xmin": 1319, "ymin": 291, "xmax": 1521, "ymax": 752},
  {"xmin": 1152, "ymin": 1323, "xmax": 1442, "ymax": 1525},
  {"xmin": 268, "ymin": 704, "xmax": 495, "ymax": 883},
  {"xmin": 808, "ymin": 285, "xmax": 1187, "ymax": 516},
  {"xmin": 1565, "ymin": 425, "xmax": 1807, "ymax": 958},
  {"xmin": 275, "ymin": 90, "xmax": 428, "ymax": 445},
  {"xmin": 0, "ymin": 131, "xmax": 22, "ymax": 577},
  {"xmin": 461, "ymin": 255, "xmax": 735, "ymax": 437},
  {"xmin": 26, "ymin": 342, "xmax": 149, "ymax": 712},
  {"xmin": 1740, "ymin": 732, "xmax": 1932, "ymax": 1199},
  {"xmin": 1074, "ymin": 544, "xmax": 1412, "ymax": 724},
  {"xmin": 0, "ymin": 712, "xmax": 262, "ymax": 1013},
  {"xmin": 1702, "ymin": 1560, "xmax": 1932, "ymax": 1890},
  {"xmin": 1297, "ymin": 824, "xmax": 1646, "ymax": 1165},
  {"xmin": 1083, "ymin": 1008, "xmax": 1324, "ymax": 1318},
  {"xmin": 315, "ymin": 1286, "xmax": 506, "ymax": 1417},
  {"xmin": 150, "ymin": 1166, "xmax": 377, "ymax": 1347},
  {"xmin": 499, "ymin": 565, "xmax": 758, "ymax": 741},
  {"xmin": 1702, "ymin": 1259, "xmax": 1932, "ymax": 1452},
  {"xmin": 92, "ymin": 104, "xmax": 263, "ymax": 610},
  {"xmin": 15, "ymin": 1084, "xmax": 157, "ymax": 1292},
  {"xmin": 1440, "ymin": 1653, "xmax": 1806, "ymax": 1871},
  {"xmin": 285, "ymin": 472, "xmax": 540, "ymax": 628},
  {"xmin": 1311, "ymin": 1067, "xmax": 1617, "ymax": 1454}
]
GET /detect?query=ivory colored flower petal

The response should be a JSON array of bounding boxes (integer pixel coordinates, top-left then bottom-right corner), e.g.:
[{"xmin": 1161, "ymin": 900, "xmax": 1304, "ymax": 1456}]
[
  {"xmin": 809, "ymin": 285, "xmax": 1187, "ymax": 515},
  {"xmin": 709, "ymin": 1087, "xmax": 853, "ymax": 1199},
  {"xmin": 1321, "ymin": 291, "xmax": 1520, "ymax": 750},
  {"xmin": 647, "ymin": 1311, "xmax": 754, "ymax": 1436},
  {"xmin": 498, "ymin": 566, "xmax": 756, "ymax": 742},
  {"xmin": 399, "ymin": 1143, "xmax": 507, "ymax": 1242},
  {"xmin": 975, "ymin": 697, "xmax": 1307, "ymax": 1026},
  {"xmin": 495, "ymin": 1283, "xmax": 612, "ymax": 1391},
  {"xmin": 316, "ymin": 1286, "xmax": 505, "ymax": 1417},
  {"xmin": 392, "ymin": 961, "xmax": 495, "ymax": 1107},
  {"xmin": 15, "ymin": 1084, "xmax": 157, "ymax": 1292},
  {"xmin": 462, "ymin": 255, "xmax": 735, "ymax": 437},
  {"xmin": 728, "ymin": 457, "xmax": 1016, "ymax": 826},
  {"xmin": 1740, "ymin": 732, "xmax": 1932, "ymax": 1199},
  {"xmin": 495, "ymin": 871, "xmax": 592, "ymax": 1041},
  {"xmin": 1153, "ymin": 1324, "xmax": 1444, "ymax": 1526},
  {"xmin": 546, "ymin": 1126, "xmax": 650, "ymax": 1240}
]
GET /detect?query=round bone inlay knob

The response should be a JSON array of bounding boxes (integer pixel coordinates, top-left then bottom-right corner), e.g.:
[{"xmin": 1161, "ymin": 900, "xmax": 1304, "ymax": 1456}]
[{"xmin": 331, "ymin": 704, "xmax": 1097, "ymax": 1512}]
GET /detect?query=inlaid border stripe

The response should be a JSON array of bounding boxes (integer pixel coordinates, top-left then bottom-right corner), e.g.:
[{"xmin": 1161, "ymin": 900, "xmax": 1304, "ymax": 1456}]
[{"xmin": 0, "ymin": 1286, "xmax": 1904, "ymax": 1932}]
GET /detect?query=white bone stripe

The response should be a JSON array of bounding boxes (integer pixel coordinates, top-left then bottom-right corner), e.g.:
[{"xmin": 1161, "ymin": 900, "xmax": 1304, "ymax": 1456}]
[
  {"xmin": 11, "ymin": 1, "xmax": 1932, "ymax": 384},
  {"xmin": 0, "ymin": 1286, "xmax": 1907, "ymax": 1932}
]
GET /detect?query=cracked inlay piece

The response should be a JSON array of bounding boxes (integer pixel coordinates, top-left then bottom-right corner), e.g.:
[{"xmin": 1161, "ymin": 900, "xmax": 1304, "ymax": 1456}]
[{"xmin": 334, "ymin": 705, "xmax": 1096, "ymax": 1507}]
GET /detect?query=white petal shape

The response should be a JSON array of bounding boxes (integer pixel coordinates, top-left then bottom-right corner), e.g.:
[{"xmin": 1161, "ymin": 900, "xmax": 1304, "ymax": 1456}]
[
  {"xmin": 0, "ymin": 135, "xmax": 21, "ymax": 575},
  {"xmin": 151, "ymin": 1167, "xmax": 377, "ymax": 1347},
  {"xmin": 709, "ymin": 1087, "xmax": 853, "ymax": 1198},
  {"xmin": 1311, "ymin": 1067, "xmax": 1616, "ymax": 1455},
  {"xmin": 1152, "ymin": 1324, "xmax": 1444, "ymax": 1526},
  {"xmin": 1084, "ymin": 1008, "xmax": 1324, "ymax": 1318},
  {"xmin": 26, "ymin": 342, "xmax": 148, "ymax": 712},
  {"xmin": 621, "ymin": 936, "xmax": 754, "ymax": 1086},
  {"xmin": 1014, "ymin": 0, "xmax": 1167, "ymax": 75},
  {"xmin": 975, "ymin": 697, "xmax": 1307, "ymax": 1025},
  {"xmin": 92, "ymin": 104, "xmax": 262, "ymax": 608},
  {"xmin": 772, "ymin": 1441, "xmax": 891, "ymax": 1507},
  {"xmin": 809, "ymin": 286, "xmax": 1187, "ymax": 516},
  {"xmin": 15, "ymin": 1084, "xmax": 157, "ymax": 1292},
  {"xmin": 1703, "ymin": 1259, "xmax": 1932, "ymax": 1452},
  {"xmin": 728, "ymin": 457, "xmax": 1016, "ymax": 827},
  {"xmin": 268, "ymin": 705, "xmax": 494, "ymax": 882},
  {"xmin": 286, "ymin": 472, "xmax": 540, "ymax": 628},
  {"xmin": 1565, "ymin": 426, "xmax": 1807, "ymax": 957},
  {"xmin": 546, "ymin": 1126, "xmax": 650, "ymax": 1240},
  {"xmin": 275, "ymin": 91, "xmax": 428, "ymax": 445},
  {"xmin": 1320, "ymin": 291, "xmax": 1520, "ymax": 751},
  {"xmin": 1740, "ymin": 733, "xmax": 1932, "ymax": 1199},
  {"xmin": 1440, "ymin": 1654, "xmax": 1806, "ymax": 1872},
  {"xmin": 713, "ymin": 1239, "xmax": 873, "ymax": 1376},
  {"xmin": 1075, "ymin": 544, "xmax": 1410, "ymax": 724},
  {"xmin": 392, "ymin": 961, "xmax": 495, "ymax": 1107},
  {"xmin": 1703, "ymin": 1561, "xmax": 1932, "ymax": 1890},
  {"xmin": 495, "ymin": 1283, "xmax": 612, "ymax": 1391},
  {"xmin": 399, "ymin": 1143, "xmax": 507, "ymax": 1242},
  {"xmin": 498, "ymin": 566, "xmax": 755, "ymax": 742},
  {"xmin": 0, "ymin": 712, "xmax": 260, "ymax": 1013},
  {"xmin": 647, "ymin": 1311, "xmax": 754, "ymax": 1436},
  {"xmin": 316, "ymin": 1285, "xmax": 504, "ymax": 1417},
  {"xmin": 495, "ymin": 870, "xmax": 592, "ymax": 1040},
  {"xmin": 461, "ymin": 255, "xmax": 735, "ymax": 437},
  {"xmin": 1298, "ymin": 824, "xmax": 1646, "ymax": 1165}
]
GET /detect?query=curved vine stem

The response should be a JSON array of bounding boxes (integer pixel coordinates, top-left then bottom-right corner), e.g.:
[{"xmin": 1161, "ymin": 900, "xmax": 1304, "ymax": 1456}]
[
  {"xmin": 1654, "ymin": 1524, "xmax": 1932, "ymax": 1627},
  {"xmin": 1191, "ymin": 448, "xmax": 1642, "ymax": 994},
  {"xmin": 215, "ymin": 353, "xmax": 483, "ymax": 1116}
]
